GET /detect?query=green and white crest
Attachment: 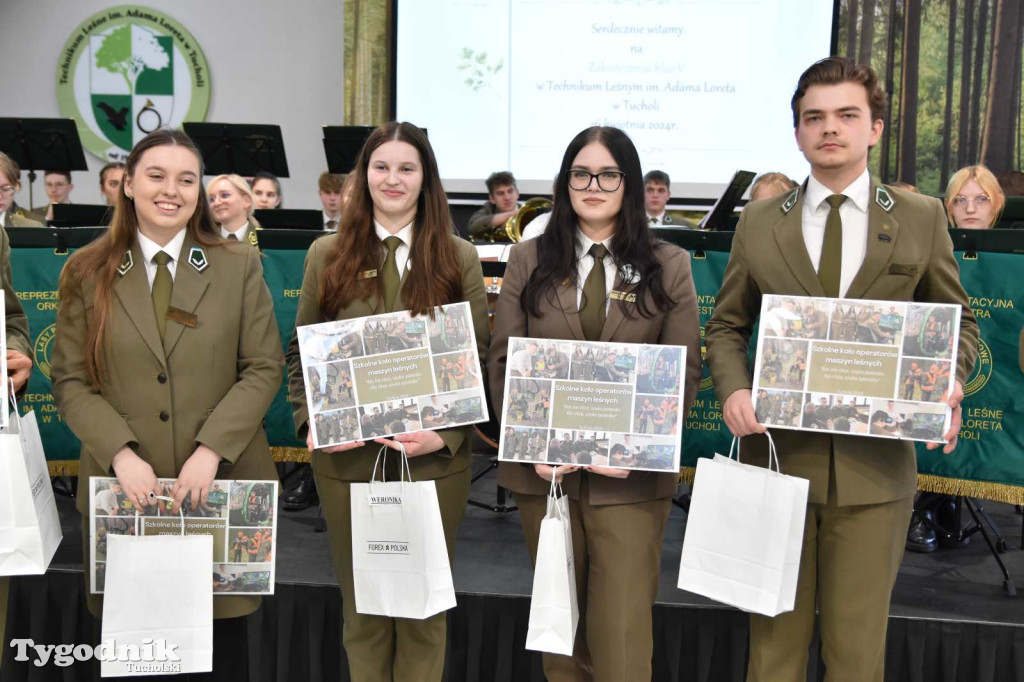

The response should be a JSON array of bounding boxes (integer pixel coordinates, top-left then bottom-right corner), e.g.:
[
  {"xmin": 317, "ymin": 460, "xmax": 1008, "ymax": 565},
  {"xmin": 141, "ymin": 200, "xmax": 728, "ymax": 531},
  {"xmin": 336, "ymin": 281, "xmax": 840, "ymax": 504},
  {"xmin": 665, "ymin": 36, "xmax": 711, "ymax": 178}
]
[{"xmin": 56, "ymin": 6, "xmax": 210, "ymax": 161}]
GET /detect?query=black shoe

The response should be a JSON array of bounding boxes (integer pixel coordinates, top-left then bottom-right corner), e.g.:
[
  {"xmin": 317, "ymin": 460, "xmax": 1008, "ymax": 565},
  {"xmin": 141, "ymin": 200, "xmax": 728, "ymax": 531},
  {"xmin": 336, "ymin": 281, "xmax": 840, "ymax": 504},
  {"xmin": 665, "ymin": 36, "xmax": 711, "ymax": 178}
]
[
  {"xmin": 906, "ymin": 513, "xmax": 937, "ymax": 553},
  {"xmin": 282, "ymin": 466, "xmax": 318, "ymax": 511},
  {"xmin": 935, "ymin": 496, "xmax": 970, "ymax": 548}
]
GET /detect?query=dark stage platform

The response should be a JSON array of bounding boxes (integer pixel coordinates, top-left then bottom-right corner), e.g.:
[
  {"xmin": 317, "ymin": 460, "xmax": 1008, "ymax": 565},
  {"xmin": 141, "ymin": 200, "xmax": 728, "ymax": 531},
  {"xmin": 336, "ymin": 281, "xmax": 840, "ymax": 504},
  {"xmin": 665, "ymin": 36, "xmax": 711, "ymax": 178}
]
[{"xmin": 3, "ymin": 453, "xmax": 1023, "ymax": 681}]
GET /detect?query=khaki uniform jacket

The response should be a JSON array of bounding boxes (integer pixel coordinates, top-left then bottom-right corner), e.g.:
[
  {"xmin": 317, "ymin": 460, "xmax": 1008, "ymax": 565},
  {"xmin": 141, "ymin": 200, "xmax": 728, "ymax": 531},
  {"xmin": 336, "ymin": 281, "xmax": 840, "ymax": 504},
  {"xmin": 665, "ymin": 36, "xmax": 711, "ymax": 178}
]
[
  {"xmin": 705, "ymin": 178, "xmax": 979, "ymax": 506},
  {"xmin": 51, "ymin": 235, "xmax": 284, "ymax": 618},
  {"xmin": 286, "ymin": 232, "xmax": 489, "ymax": 482},
  {"xmin": 489, "ymin": 238, "xmax": 702, "ymax": 505},
  {"xmin": 3, "ymin": 210, "xmax": 44, "ymax": 229},
  {"xmin": 0, "ymin": 226, "xmax": 31, "ymax": 356}
]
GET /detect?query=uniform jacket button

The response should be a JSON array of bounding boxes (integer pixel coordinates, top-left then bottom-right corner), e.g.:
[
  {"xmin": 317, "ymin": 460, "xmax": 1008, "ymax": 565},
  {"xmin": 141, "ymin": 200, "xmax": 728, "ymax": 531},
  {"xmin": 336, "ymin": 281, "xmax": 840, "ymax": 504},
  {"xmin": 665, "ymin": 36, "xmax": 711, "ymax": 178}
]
[
  {"xmin": 158, "ymin": 372, "xmax": 167, "ymax": 384},
  {"xmin": 159, "ymin": 411, "xmax": 170, "ymax": 422}
]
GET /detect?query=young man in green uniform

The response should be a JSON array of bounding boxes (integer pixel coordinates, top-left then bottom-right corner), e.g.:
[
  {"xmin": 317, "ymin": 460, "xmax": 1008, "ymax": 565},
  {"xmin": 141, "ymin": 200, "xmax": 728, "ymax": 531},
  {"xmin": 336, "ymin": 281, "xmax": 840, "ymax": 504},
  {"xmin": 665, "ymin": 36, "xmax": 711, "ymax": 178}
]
[{"xmin": 705, "ymin": 57, "xmax": 979, "ymax": 682}]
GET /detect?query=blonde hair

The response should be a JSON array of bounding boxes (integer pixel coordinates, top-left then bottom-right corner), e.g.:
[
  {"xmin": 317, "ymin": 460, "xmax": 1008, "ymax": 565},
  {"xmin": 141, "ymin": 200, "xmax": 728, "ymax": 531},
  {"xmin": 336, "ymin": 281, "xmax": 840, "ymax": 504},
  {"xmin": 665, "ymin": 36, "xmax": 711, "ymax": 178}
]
[
  {"xmin": 206, "ymin": 174, "xmax": 254, "ymax": 217},
  {"xmin": 0, "ymin": 152, "xmax": 21, "ymax": 187},
  {"xmin": 750, "ymin": 172, "xmax": 797, "ymax": 201},
  {"xmin": 945, "ymin": 165, "xmax": 1005, "ymax": 228}
]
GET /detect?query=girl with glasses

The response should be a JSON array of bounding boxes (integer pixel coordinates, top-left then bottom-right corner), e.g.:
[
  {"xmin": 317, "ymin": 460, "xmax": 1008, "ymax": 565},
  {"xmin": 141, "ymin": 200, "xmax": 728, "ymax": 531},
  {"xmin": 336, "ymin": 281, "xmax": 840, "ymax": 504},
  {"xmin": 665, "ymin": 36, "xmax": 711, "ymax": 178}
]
[{"xmin": 488, "ymin": 126, "xmax": 702, "ymax": 680}]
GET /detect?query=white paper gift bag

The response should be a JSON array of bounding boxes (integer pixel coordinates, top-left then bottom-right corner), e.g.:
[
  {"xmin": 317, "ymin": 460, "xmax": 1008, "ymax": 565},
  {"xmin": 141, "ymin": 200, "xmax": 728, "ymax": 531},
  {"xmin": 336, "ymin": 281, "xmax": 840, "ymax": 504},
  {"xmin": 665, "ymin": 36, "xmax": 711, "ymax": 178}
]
[
  {"xmin": 350, "ymin": 445, "xmax": 457, "ymax": 619},
  {"xmin": 525, "ymin": 478, "xmax": 578, "ymax": 655},
  {"xmin": 677, "ymin": 433, "xmax": 809, "ymax": 617},
  {"xmin": 0, "ymin": 400, "xmax": 62, "ymax": 576},
  {"xmin": 101, "ymin": 500, "xmax": 213, "ymax": 677}
]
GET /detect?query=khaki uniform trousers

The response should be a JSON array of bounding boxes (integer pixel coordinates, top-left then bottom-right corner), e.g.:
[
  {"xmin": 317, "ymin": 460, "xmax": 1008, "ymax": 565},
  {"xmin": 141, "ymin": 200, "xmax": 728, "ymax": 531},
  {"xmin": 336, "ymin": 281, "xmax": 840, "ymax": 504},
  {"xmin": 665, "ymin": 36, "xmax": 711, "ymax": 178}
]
[
  {"xmin": 315, "ymin": 464, "xmax": 471, "ymax": 682},
  {"xmin": 747, "ymin": 461, "xmax": 914, "ymax": 682},
  {"xmin": 517, "ymin": 474, "xmax": 672, "ymax": 682}
]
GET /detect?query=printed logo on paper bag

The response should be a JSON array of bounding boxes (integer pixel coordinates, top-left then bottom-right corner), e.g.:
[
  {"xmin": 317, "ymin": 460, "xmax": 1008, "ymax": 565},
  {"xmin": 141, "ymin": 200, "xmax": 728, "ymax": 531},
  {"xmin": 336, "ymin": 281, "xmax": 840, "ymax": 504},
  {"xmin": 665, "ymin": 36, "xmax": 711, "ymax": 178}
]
[
  {"xmin": 369, "ymin": 495, "xmax": 404, "ymax": 506},
  {"xmin": 367, "ymin": 541, "xmax": 410, "ymax": 555},
  {"xmin": 56, "ymin": 6, "xmax": 210, "ymax": 161}
]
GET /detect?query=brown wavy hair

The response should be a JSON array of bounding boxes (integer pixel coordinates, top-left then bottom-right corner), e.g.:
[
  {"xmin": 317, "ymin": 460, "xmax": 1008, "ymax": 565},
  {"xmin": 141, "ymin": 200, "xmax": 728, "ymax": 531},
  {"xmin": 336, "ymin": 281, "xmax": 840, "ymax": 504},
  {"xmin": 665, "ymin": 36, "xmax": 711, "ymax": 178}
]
[
  {"xmin": 317, "ymin": 122, "xmax": 462, "ymax": 319},
  {"xmin": 58, "ymin": 129, "xmax": 221, "ymax": 386}
]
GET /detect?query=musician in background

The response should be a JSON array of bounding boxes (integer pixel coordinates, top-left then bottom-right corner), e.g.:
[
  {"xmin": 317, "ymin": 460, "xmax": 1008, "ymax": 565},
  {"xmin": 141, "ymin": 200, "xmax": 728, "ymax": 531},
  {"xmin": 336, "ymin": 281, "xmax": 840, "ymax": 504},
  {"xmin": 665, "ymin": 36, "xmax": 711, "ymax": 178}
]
[
  {"xmin": 319, "ymin": 171, "xmax": 345, "ymax": 231},
  {"xmin": 43, "ymin": 170, "xmax": 74, "ymax": 222},
  {"xmin": 749, "ymin": 172, "xmax": 798, "ymax": 201},
  {"xmin": 99, "ymin": 162, "xmax": 126, "ymax": 206},
  {"xmin": 468, "ymin": 171, "xmax": 520, "ymax": 239},
  {"xmin": 251, "ymin": 172, "xmax": 283, "ymax": 209}
]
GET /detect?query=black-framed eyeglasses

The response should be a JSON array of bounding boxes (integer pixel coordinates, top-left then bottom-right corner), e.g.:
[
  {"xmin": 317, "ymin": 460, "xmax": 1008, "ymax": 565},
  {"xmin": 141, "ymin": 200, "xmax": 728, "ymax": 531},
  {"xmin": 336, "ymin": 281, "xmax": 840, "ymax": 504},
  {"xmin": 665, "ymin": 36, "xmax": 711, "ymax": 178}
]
[{"xmin": 567, "ymin": 170, "xmax": 625, "ymax": 192}]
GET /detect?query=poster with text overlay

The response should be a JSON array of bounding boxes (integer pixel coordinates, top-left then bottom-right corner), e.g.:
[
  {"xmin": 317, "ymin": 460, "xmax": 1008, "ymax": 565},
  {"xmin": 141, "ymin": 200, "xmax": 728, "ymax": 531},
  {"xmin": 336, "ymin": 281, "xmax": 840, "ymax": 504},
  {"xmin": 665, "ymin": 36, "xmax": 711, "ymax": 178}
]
[
  {"xmin": 498, "ymin": 337, "xmax": 686, "ymax": 473},
  {"xmin": 297, "ymin": 301, "xmax": 488, "ymax": 448},
  {"xmin": 751, "ymin": 295, "xmax": 962, "ymax": 444},
  {"xmin": 89, "ymin": 478, "xmax": 278, "ymax": 596}
]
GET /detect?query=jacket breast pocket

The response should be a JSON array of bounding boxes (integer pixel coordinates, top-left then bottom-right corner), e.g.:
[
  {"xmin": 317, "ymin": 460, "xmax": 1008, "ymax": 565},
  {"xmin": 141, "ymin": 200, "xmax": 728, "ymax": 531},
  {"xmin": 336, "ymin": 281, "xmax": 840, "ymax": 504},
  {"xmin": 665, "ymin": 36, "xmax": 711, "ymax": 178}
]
[{"xmin": 888, "ymin": 262, "xmax": 922, "ymax": 277}]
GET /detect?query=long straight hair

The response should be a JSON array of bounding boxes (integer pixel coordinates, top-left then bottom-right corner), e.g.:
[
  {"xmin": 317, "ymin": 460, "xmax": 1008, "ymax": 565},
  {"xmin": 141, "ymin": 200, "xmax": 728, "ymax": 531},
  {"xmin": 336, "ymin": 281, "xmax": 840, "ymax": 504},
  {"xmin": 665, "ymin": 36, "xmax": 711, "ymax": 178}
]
[
  {"xmin": 318, "ymin": 122, "xmax": 462, "ymax": 318},
  {"xmin": 521, "ymin": 126, "xmax": 674, "ymax": 318},
  {"xmin": 59, "ymin": 129, "xmax": 220, "ymax": 386}
]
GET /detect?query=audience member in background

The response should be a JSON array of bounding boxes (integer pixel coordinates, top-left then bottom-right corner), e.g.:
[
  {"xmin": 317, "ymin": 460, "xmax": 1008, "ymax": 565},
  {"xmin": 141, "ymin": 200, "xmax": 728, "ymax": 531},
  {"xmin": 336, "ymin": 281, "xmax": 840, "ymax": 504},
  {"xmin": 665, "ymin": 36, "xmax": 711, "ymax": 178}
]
[
  {"xmin": 319, "ymin": 171, "xmax": 345, "ymax": 231},
  {"xmin": 0, "ymin": 153, "xmax": 43, "ymax": 228},
  {"xmin": 997, "ymin": 170, "xmax": 1024, "ymax": 197},
  {"xmin": 643, "ymin": 170, "xmax": 676, "ymax": 224},
  {"xmin": 99, "ymin": 162, "xmax": 126, "ymax": 206},
  {"xmin": 907, "ymin": 165, "xmax": 1001, "ymax": 555},
  {"xmin": 749, "ymin": 172, "xmax": 798, "ymax": 201},
  {"xmin": 207, "ymin": 174, "xmax": 258, "ymax": 245},
  {"xmin": 43, "ymin": 170, "xmax": 74, "ymax": 222},
  {"xmin": 945, "ymin": 164, "xmax": 1004, "ymax": 229},
  {"xmin": 251, "ymin": 172, "xmax": 283, "ymax": 209},
  {"xmin": 468, "ymin": 171, "xmax": 521, "ymax": 239}
]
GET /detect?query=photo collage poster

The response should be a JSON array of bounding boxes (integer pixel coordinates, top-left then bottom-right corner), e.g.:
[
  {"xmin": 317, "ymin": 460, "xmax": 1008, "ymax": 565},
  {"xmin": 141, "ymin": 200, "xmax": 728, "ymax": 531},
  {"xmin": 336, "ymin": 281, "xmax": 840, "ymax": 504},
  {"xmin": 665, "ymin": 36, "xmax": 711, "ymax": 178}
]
[
  {"xmin": 297, "ymin": 301, "xmax": 488, "ymax": 448},
  {"xmin": 751, "ymin": 295, "xmax": 962, "ymax": 443},
  {"xmin": 89, "ymin": 478, "xmax": 279, "ymax": 595},
  {"xmin": 498, "ymin": 337, "xmax": 687, "ymax": 473}
]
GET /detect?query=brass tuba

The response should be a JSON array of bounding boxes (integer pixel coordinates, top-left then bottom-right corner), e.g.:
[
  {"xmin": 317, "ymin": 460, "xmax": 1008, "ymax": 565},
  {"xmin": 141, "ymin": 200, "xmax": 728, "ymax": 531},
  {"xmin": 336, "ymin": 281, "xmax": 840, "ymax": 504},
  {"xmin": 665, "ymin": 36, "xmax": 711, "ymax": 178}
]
[{"xmin": 473, "ymin": 197, "xmax": 553, "ymax": 242}]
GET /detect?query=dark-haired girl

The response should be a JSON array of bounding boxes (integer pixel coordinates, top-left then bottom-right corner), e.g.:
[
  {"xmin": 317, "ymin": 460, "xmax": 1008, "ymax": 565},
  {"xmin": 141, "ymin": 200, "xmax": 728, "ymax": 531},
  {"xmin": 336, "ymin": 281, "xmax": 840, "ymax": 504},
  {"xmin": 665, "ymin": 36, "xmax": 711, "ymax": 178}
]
[
  {"xmin": 285, "ymin": 122, "xmax": 488, "ymax": 681},
  {"xmin": 489, "ymin": 126, "xmax": 701, "ymax": 680}
]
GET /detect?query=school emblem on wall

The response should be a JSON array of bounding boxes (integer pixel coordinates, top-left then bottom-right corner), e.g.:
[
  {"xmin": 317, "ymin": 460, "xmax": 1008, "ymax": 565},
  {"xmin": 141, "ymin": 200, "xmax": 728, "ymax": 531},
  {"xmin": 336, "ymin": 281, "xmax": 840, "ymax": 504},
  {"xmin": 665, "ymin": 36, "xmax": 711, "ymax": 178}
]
[{"xmin": 56, "ymin": 6, "xmax": 210, "ymax": 161}]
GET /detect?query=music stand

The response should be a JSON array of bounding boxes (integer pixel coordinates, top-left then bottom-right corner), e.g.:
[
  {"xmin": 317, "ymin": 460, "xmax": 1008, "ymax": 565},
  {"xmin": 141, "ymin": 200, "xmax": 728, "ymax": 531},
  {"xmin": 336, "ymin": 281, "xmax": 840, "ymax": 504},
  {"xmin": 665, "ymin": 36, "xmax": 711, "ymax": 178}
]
[
  {"xmin": 51, "ymin": 203, "xmax": 112, "ymax": 227},
  {"xmin": 0, "ymin": 118, "xmax": 88, "ymax": 210},
  {"xmin": 697, "ymin": 170, "xmax": 756, "ymax": 231},
  {"xmin": 253, "ymin": 208, "xmax": 323, "ymax": 230},
  {"xmin": 183, "ymin": 122, "xmax": 290, "ymax": 177},
  {"xmin": 322, "ymin": 126, "xmax": 374, "ymax": 174}
]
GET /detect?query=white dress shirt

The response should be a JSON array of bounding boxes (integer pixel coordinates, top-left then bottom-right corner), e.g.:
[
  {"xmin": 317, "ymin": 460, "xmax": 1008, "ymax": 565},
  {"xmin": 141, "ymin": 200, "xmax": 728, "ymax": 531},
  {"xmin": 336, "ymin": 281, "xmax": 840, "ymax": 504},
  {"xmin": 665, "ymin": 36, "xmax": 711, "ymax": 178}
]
[
  {"xmin": 323, "ymin": 212, "xmax": 340, "ymax": 231},
  {"xmin": 137, "ymin": 228, "xmax": 186, "ymax": 289},
  {"xmin": 0, "ymin": 212, "xmax": 6, "ymax": 226},
  {"xmin": 575, "ymin": 229, "xmax": 617, "ymax": 312},
  {"xmin": 801, "ymin": 168, "xmax": 870, "ymax": 298},
  {"xmin": 220, "ymin": 221, "xmax": 250, "ymax": 240},
  {"xmin": 374, "ymin": 221, "xmax": 413, "ymax": 276},
  {"xmin": 647, "ymin": 211, "xmax": 666, "ymax": 225}
]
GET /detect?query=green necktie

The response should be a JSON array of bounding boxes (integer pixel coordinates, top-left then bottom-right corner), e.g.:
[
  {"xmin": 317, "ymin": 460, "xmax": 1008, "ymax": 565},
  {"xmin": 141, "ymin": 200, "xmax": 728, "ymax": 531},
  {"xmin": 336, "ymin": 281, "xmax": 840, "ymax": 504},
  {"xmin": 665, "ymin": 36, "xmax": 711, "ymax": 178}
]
[
  {"xmin": 579, "ymin": 243, "xmax": 608, "ymax": 341},
  {"xmin": 152, "ymin": 251, "xmax": 172, "ymax": 339},
  {"xmin": 381, "ymin": 236, "xmax": 402, "ymax": 312},
  {"xmin": 227, "ymin": 233, "xmax": 239, "ymax": 241},
  {"xmin": 818, "ymin": 194, "xmax": 846, "ymax": 298}
]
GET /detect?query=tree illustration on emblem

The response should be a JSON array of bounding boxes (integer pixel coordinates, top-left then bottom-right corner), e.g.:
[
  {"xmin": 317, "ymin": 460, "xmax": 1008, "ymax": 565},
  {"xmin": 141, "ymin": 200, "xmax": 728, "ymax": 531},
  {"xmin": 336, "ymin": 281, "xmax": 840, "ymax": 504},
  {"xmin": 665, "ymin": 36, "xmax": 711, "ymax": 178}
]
[{"xmin": 94, "ymin": 24, "xmax": 170, "ymax": 95}]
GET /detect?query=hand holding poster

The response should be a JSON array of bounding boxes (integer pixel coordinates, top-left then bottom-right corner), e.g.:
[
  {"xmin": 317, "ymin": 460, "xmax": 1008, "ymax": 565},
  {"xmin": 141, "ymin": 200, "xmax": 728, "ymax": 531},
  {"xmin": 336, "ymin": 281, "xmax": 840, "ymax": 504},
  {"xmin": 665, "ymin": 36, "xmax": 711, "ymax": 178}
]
[
  {"xmin": 498, "ymin": 337, "xmax": 687, "ymax": 473},
  {"xmin": 89, "ymin": 478, "xmax": 278, "ymax": 595},
  {"xmin": 297, "ymin": 301, "xmax": 488, "ymax": 448},
  {"xmin": 751, "ymin": 295, "xmax": 961, "ymax": 443}
]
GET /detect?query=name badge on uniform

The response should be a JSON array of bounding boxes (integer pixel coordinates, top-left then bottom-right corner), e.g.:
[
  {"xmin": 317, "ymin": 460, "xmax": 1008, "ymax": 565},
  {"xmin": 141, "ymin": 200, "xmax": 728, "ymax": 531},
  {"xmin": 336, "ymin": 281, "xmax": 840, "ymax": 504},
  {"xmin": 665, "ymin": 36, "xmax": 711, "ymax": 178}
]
[
  {"xmin": 609, "ymin": 290, "xmax": 636, "ymax": 302},
  {"xmin": 166, "ymin": 306, "xmax": 197, "ymax": 328},
  {"xmin": 358, "ymin": 269, "xmax": 378, "ymax": 280}
]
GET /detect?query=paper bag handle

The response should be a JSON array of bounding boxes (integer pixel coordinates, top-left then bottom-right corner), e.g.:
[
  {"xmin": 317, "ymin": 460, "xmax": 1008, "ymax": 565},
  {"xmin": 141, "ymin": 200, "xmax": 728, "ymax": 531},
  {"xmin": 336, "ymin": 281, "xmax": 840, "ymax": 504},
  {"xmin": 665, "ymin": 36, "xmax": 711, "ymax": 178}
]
[
  {"xmin": 4, "ymin": 379, "xmax": 20, "ymax": 431},
  {"xmin": 132, "ymin": 495, "xmax": 186, "ymax": 536},
  {"xmin": 545, "ymin": 474, "xmax": 566, "ymax": 519},
  {"xmin": 726, "ymin": 431, "xmax": 780, "ymax": 473},
  {"xmin": 369, "ymin": 442, "xmax": 414, "ymax": 493}
]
